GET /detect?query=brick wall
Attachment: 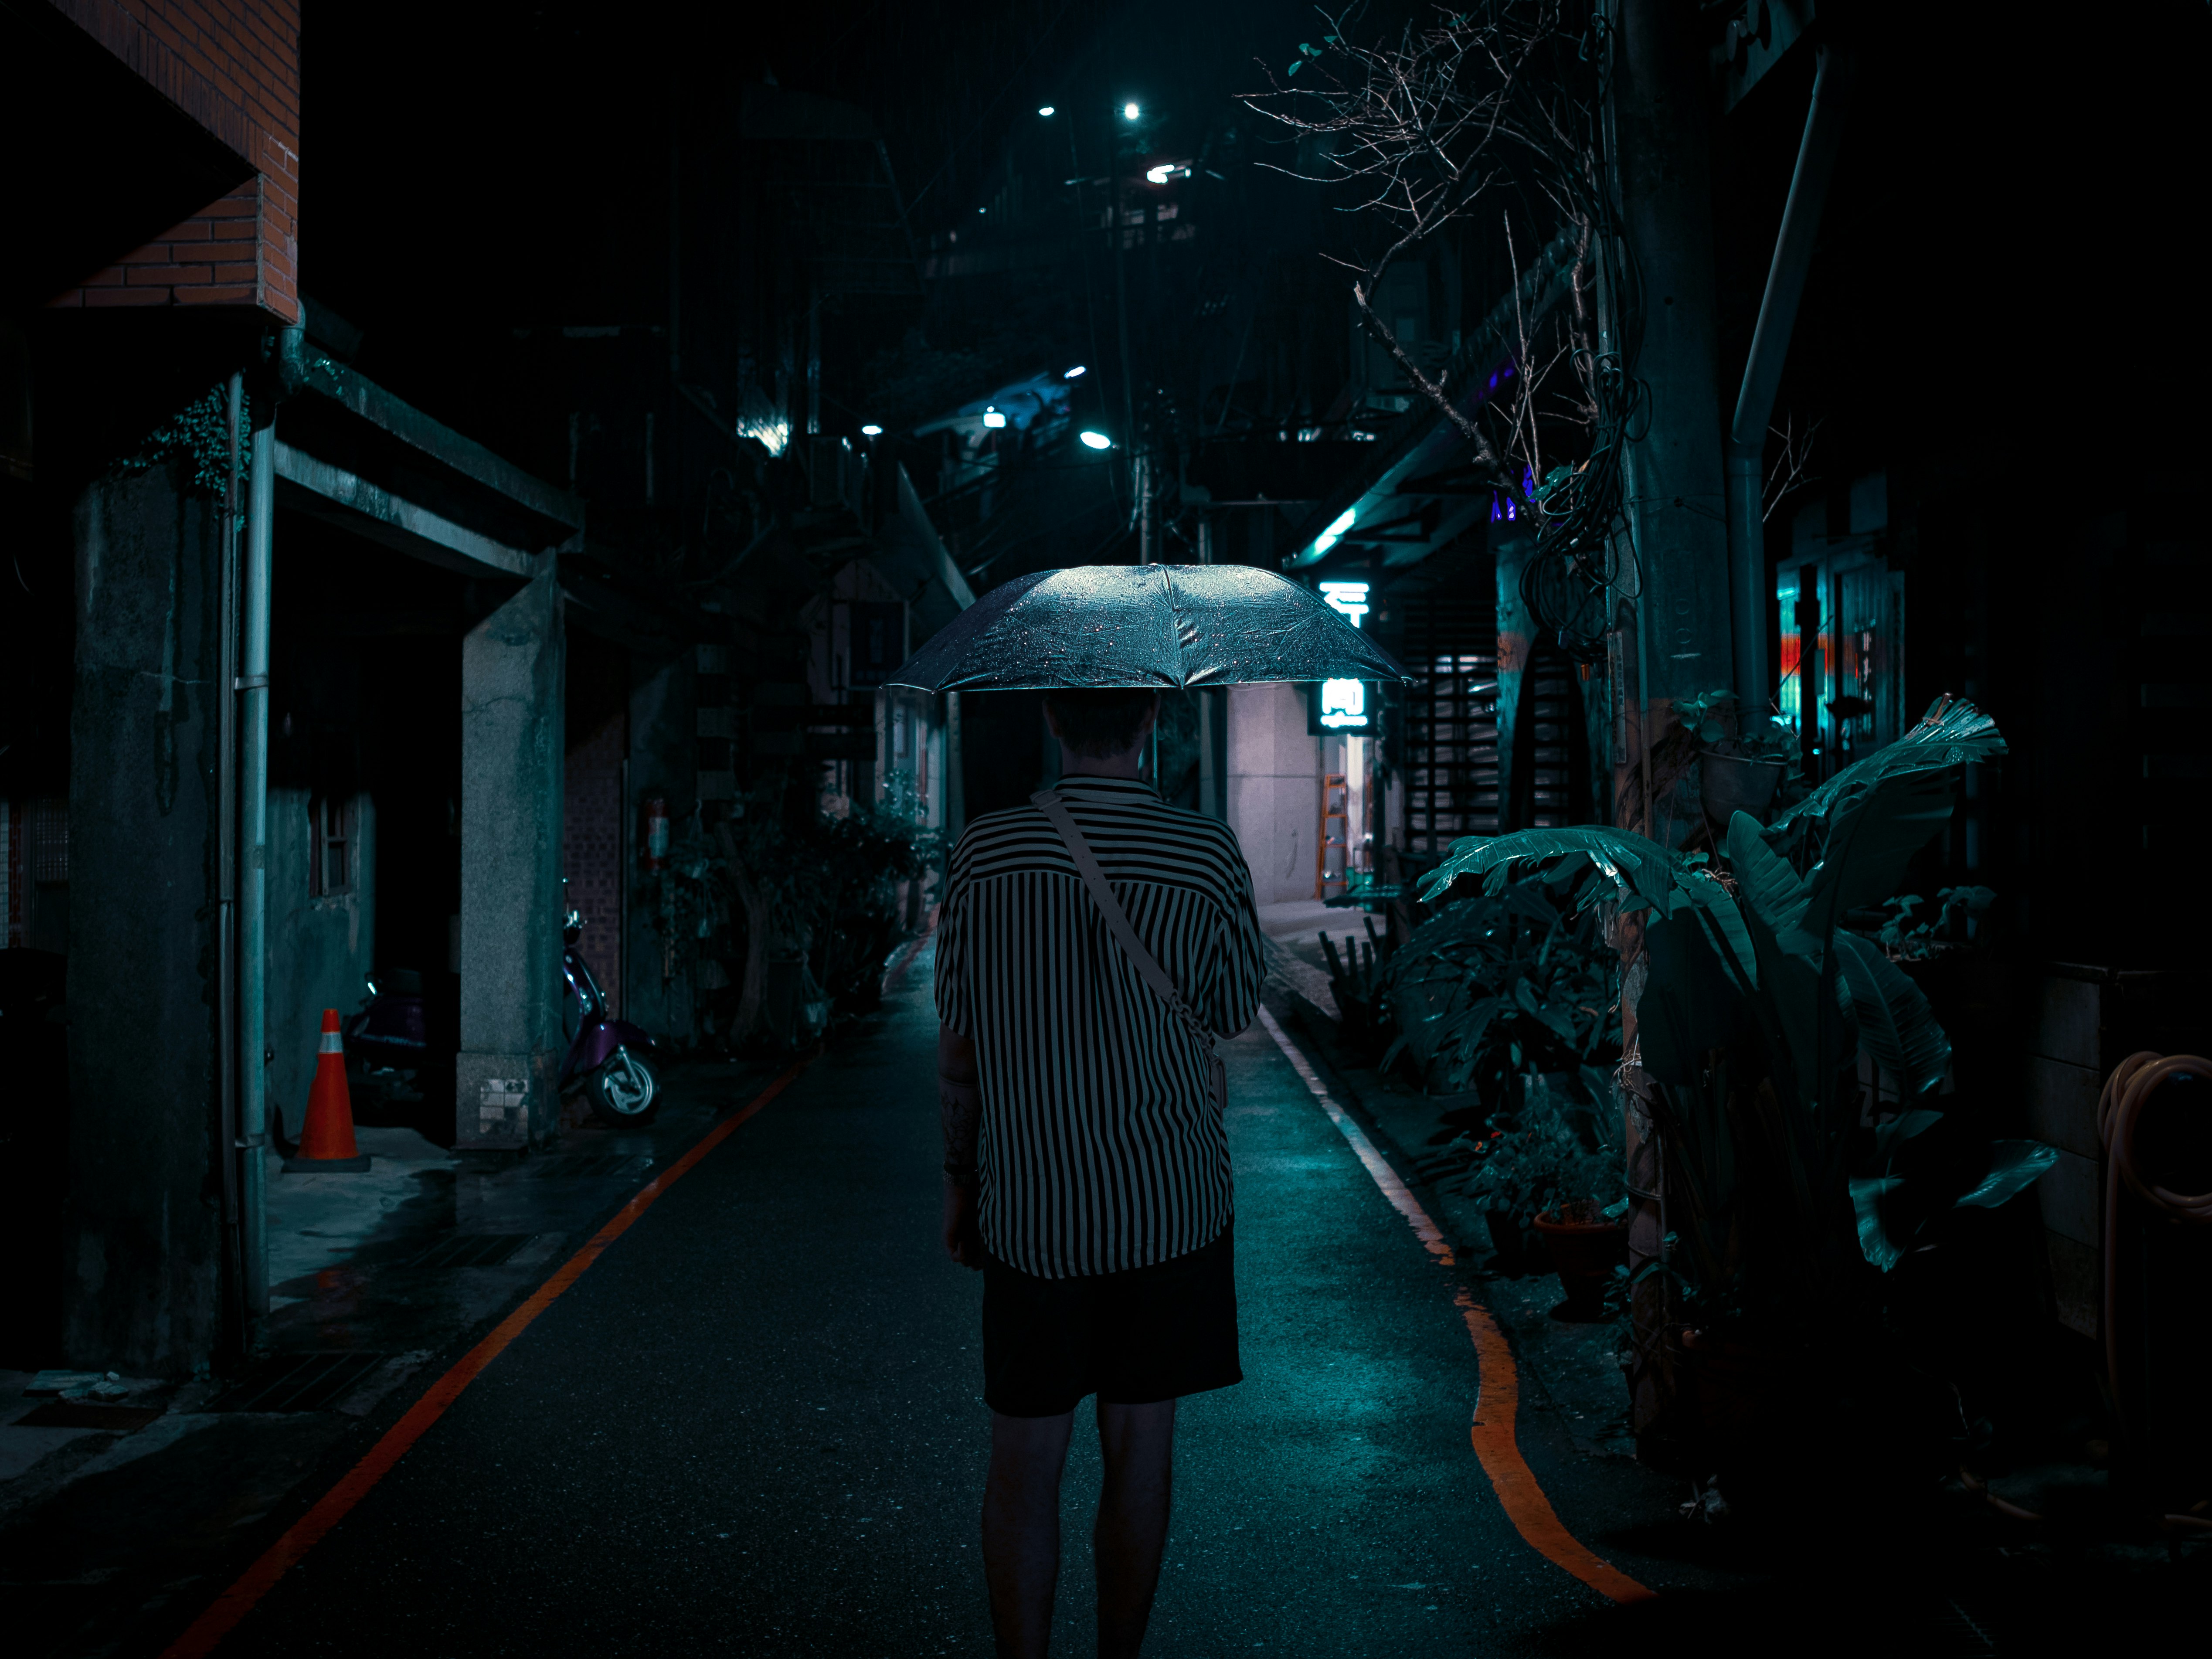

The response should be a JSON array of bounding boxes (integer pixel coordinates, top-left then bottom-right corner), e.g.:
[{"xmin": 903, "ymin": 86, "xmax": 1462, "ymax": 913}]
[
  {"xmin": 44, "ymin": 0, "xmax": 300, "ymax": 320},
  {"xmin": 564, "ymin": 713, "xmax": 627, "ymax": 1019}
]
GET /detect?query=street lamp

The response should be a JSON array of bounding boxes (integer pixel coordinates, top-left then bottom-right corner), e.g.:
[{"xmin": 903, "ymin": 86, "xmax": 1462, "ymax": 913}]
[
  {"xmin": 860, "ymin": 424, "xmax": 883, "ymax": 437},
  {"xmin": 982, "ymin": 408, "xmax": 1006, "ymax": 429},
  {"xmin": 1064, "ymin": 365, "xmax": 1087, "ymax": 379},
  {"xmin": 1079, "ymin": 430, "xmax": 1113, "ymax": 450},
  {"xmin": 1038, "ymin": 105, "xmax": 1056, "ymax": 117},
  {"xmin": 1123, "ymin": 102, "xmax": 1140, "ymax": 120},
  {"xmin": 1313, "ymin": 507, "xmax": 1357, "ymax": 558}
]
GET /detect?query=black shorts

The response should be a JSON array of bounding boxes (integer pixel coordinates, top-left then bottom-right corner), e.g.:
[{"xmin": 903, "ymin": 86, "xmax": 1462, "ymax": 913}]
[{"xmin": 981, "ymin": 1224, "xmax": 1241, "ymax": 1418}]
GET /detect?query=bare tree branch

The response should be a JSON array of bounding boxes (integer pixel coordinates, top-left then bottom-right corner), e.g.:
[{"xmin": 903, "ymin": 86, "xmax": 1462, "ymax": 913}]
[
  {"xmin": 1763, "ymin": 414, "xmax": 1823, "ymax": 522},
  {"xmin": 1244, "ymin": 3, "xmax": 1603, "ymax": 496}
]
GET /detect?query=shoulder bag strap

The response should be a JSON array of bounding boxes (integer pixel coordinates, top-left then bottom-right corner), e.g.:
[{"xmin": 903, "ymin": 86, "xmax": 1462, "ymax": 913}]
[{"xmin": 1032, "ymin": 789, "xmax": 1227, "ymax": 1106}]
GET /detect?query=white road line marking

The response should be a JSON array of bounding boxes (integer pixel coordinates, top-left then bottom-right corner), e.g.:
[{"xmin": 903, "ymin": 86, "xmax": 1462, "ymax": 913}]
[{"xmin": 1256, "ymin": 1005, "xmax": 1453, "ymax": 1267}]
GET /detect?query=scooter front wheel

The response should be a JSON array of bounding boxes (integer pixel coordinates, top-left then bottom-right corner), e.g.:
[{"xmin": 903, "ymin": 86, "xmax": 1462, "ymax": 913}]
[{"xmin": 585, "ymin": 1044, "xmax": 660, "ymax": 1125}]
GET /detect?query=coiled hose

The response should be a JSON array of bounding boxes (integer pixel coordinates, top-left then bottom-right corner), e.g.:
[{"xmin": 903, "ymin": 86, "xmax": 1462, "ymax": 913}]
[{"xmin": 2098, "ymin": 1052, "xmax": 2212, "ymax": 1528}]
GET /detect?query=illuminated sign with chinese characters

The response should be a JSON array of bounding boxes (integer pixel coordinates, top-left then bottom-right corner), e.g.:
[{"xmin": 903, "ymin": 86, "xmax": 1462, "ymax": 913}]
[{"xmin": 1318, "ymin": 678, "xmax": 1369, "ymax": 729}]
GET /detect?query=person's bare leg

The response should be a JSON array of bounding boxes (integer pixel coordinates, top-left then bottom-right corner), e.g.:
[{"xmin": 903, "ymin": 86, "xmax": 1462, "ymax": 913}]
[
  {"xmin": 983, "ymin": 1409, "xmax": 1076, "ymax": 1658},
  {"xmin": 1094, "ymin": 1399, "xmax": 1176, "ymax": 1659}
]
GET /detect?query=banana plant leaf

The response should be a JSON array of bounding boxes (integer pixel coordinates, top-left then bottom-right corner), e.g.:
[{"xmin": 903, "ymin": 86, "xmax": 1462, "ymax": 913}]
[
  {"xmin": 1832, "ymin": 931, "xmax": 1952, "ymax": 1097},
  {"xmin": 1416, "ymin": 825, "xmax": 1685, "ymax": 915},
  {"xmin": 1726, "ymin": 811, "xmax": 1811, "ymax": 945},
  {"xmin": 1763, "ymin": 697, "xmax": 2007, "ymax": 931},
  {"xmin": 1957, "ymin": 1140, "xmax": 2060, "ymax": 1208},
  {"xmin": 1849, "ymin": 1117, "xmax": 2056, "ymax": 1271}
]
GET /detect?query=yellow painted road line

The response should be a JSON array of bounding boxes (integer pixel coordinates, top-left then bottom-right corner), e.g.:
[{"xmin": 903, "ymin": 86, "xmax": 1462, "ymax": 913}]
[
  {"xmin": 1256, "ymin": 1005, "xmax": 1655, "ymax": 1606},
  {"xmin": 161, "ymin": 1060, "xmax": 812, "ymax": 1658}
]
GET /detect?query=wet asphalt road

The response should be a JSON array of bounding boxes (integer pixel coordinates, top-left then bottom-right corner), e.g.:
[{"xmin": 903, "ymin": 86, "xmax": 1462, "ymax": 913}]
[{"xmin": 215, "ymin": 945, "xmax": 1669, "ymax": 1656}]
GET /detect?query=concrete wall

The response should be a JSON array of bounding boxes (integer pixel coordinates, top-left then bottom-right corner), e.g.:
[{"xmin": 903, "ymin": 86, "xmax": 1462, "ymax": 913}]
[
  {"xmin": 1227, "ymin": 681, "xmax": 1319, "ymax": 907},
  {"xmin": 63, "ymin": 464, "xmax": 224, "ymax": 1373},
  {"xmin": 454, "ymin": 566, "xmax": 565, "ymax": 1149},
  {"xmin": 266, "ymin": 786, "xmax": 374, "ymax": 1139}
]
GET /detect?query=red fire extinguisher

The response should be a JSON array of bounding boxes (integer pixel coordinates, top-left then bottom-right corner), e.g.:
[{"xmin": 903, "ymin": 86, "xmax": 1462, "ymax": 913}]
[{"xmin": 642, "ymin": 795, "xmax": 669, "ymax": 870}]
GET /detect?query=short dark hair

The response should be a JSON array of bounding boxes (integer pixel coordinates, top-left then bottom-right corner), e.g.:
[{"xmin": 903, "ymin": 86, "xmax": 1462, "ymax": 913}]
[{"xmin": 1043, "ymin": 688, "xmax": 1160, "ymax": 758}]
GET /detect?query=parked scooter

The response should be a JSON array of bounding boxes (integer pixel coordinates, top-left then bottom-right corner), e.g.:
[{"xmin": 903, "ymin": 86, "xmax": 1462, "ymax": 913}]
[
  {"xmin": 561, "ymin": 908, "xmax": 659, "ymax": 1124},
  {"xmin": 343, "ymin": 967, "xmax": 451, "ymax": 1115}
]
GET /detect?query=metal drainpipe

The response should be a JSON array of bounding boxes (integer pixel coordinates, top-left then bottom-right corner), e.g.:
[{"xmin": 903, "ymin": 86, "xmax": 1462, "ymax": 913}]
[
  {"xmin": 218, "ymin": 372, "xmax": 245, "ymax": 1351},
  {"xmin": 1726, "ymin": 44, "xmax": 1855, "ymax": 711},
  {"xmin": 238, "ymin": 397, "xmax": 277, "ymax": 1321}
]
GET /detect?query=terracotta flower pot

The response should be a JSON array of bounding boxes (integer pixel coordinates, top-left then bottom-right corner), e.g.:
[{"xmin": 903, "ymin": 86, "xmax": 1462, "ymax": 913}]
[{"xmin": 1532, "ymin": 1210, "xmax": 1628, "ymax": 1316}]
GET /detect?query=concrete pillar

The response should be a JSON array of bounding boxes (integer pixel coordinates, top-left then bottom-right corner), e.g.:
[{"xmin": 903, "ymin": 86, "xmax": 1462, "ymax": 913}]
[
  {"xmin": 62, "ymin": 466, "xmax": 225, "ymax": 1372},
  {"xmin": 1225, "ymin": 681, "xmax": 1319, "ymax": 908},
  {"xmin": 455, "ymin": 563, "xmax": 566, "ymax": 1149},
  {"xmin": 1616, "ymin": 0, "xmax": 1732, "ymax": 706}
]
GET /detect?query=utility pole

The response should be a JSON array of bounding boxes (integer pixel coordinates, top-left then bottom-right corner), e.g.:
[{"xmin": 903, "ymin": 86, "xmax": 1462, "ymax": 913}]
[
  {"xmin": 1610, "ymin": 0, "xmax": 1733, "ymax": 1464},
  {"xmin": 1614, "ymin": 0, "xmax": 1730, "ymax": 713}
]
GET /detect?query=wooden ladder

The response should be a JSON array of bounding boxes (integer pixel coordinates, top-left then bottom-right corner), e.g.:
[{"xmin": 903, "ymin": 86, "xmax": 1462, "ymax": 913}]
[{"xmin": 1315, "ymin": 773, "xmax": 1350, "ymax": 899}]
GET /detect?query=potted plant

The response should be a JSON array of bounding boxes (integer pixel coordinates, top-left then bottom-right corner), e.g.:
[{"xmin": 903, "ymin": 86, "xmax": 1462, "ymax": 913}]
[
  {"xmin": 1671, "ymin": 687, "xmax": 1799, "ymax": 830},
  {"xmin": 1457, "ymin": 1071, "xmax": 1624, "ymax": 1289}
]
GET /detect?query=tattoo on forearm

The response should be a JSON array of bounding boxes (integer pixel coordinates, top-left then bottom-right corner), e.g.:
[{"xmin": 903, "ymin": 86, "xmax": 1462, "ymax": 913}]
[{"xmin": 940, "ymin": 1076, "xmax": 980, "ymax": 1166}]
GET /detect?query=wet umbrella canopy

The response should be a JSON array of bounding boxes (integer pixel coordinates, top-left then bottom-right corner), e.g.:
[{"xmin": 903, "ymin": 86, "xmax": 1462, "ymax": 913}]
[{"xmin": 886, "ymin": 564, "xmax": 1410, "ymax": 692}]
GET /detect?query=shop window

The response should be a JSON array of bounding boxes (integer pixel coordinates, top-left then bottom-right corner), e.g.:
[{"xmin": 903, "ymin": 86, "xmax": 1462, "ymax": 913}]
[
  {"xmin": 309, "ymin": 794, "xmax": 354, "ymax": 897},
  {"xmin": 1777, "ymin": 548, "xmax": 1906, "ymax": 781}
]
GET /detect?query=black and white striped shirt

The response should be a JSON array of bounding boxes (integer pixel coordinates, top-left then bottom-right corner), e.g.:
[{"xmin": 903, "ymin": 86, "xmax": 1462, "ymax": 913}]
[{"xmin": 936, "ymin": 775, "xmax": 1265, "ymax": 1278}]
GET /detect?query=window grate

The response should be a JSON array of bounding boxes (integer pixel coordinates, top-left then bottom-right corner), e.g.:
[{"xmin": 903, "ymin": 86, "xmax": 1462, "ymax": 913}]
[{"xmin": 26, "ymin": 797, "xmax": 67, "ymax": 883}]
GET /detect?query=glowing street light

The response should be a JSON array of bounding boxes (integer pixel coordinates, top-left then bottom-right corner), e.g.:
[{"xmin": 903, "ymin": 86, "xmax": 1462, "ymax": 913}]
[
  {"xmin": 1145, "ymin": 163, "xmax": 1172, "ymax": 184},
  {"xmin": 1312, "ymin": 507, "xmax": 1357, "ymax": 558},
  {"xmin": 860, "ymin": 424, "xmax": 883, "ymax": 437},
  {"xmin": 1064, "ymin": 365, "xmax": 1087, "ymax": 378},
  {"xmin": 1038, "ymin": 105, "xmax": 1056, "ymax": 117},
  {"xmin": 1123, "ymin": 102, "xmax": 1140, "ymax": 120},
  {"xmin": 1079, "ymin": 430, "xmax": 1113, "ymax": 450},
  {"xmin": 982, "ymin": 408, "xmax": 1007, "ymax": 429}
]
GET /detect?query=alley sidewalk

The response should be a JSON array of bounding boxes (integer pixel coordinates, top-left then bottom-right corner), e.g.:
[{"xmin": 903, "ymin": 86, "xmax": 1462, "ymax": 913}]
[{"xmin": 1, "ymin": 1047, "xmax": 789, "ymax": 1656}]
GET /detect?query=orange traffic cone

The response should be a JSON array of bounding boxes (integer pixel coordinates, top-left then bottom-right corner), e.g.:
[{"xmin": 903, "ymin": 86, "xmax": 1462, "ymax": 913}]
[{"xmin": 282, "ymin": 1009, "xmax": 372, "ymax": 1172}]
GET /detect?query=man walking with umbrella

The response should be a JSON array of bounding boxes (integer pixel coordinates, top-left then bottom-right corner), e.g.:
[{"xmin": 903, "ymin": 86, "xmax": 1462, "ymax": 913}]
[
  {"xmin": 936, "ymin": 684, "xmax": 1262, "ymax": 1659},
  {"xmin": 901, "ymin": 563, "xmax": 1404, "ymax": 1657}
]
